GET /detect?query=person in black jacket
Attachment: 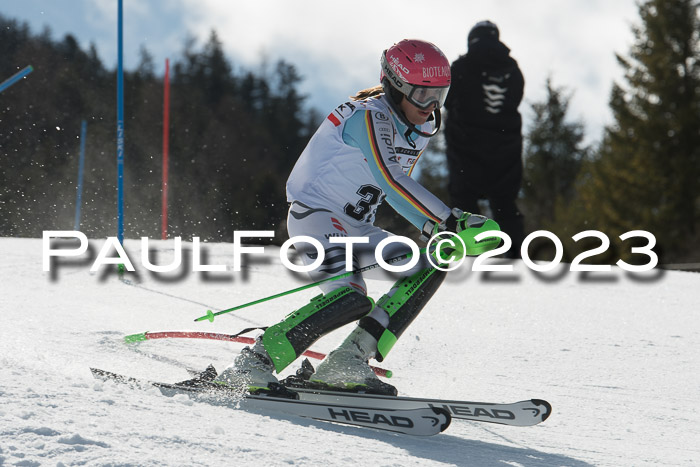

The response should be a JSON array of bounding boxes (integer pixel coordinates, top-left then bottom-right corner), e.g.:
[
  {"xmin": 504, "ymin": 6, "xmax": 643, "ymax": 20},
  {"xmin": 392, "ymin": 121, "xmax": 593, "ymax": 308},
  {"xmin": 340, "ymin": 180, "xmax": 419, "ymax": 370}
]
[{"xmin": 444, "ymin": 20, "xmax": 525, "ymax": 258}]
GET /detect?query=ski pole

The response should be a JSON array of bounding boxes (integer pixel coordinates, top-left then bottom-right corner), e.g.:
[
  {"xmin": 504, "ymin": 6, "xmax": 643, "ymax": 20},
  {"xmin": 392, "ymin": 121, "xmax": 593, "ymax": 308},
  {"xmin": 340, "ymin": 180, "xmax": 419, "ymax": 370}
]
[
  {"xmin": 194, "ymin": 246, "xmax": 427, "ymax": 323},
  {"xmin": 123, "ymin": 330, "xmax": 392, "ymax": 377}
]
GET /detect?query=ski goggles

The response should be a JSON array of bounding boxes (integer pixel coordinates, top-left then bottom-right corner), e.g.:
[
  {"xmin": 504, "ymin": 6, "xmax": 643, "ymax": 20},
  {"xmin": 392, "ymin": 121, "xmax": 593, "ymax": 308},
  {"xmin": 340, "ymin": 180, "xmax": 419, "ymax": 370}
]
[{"xmin": 406, "ymin": 85, "xmax": 450, "ymax": 110}]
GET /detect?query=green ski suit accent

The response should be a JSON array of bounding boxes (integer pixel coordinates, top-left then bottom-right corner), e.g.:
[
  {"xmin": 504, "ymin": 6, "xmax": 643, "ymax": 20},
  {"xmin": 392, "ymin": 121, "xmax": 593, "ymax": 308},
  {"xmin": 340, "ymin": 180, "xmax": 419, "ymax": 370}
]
[
  {"xmin": 373, "ymin": 267, "xmax": 445, "ymax": 360},
  {"xmin": 262, "ymin": 287, "xmax": 374, "ymax": 373}
]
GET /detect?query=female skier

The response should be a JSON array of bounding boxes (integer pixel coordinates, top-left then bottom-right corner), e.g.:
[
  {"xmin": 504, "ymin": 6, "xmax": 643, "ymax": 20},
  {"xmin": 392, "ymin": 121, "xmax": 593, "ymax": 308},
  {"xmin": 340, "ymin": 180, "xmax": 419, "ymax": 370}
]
[{"xmin": 217, "ymin": 39, "xmax": 498, "ymax": 396}]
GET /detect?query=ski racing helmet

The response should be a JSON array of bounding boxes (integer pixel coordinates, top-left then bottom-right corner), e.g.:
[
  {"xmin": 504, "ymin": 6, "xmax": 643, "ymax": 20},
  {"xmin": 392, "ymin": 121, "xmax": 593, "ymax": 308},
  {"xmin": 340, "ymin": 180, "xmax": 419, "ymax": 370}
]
[{"xmin": 380, "ymin": 39, "xmax": 451, "ymax": 137}]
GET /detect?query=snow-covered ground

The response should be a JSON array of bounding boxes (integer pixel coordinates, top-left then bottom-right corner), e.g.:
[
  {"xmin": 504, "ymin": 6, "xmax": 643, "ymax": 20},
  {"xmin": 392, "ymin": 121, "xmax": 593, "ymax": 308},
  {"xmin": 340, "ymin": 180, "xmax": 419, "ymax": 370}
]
[{"xmin": 1, "ymin": 237, "xmax": 698, "ymax": 466}]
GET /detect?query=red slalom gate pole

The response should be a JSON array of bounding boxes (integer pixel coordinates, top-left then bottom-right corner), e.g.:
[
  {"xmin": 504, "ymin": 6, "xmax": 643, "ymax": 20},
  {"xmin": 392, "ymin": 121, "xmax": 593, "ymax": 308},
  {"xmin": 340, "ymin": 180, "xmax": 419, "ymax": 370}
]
[{"xmin": 123, "ymin": 330, "xmax": 392, "ymax": 378}]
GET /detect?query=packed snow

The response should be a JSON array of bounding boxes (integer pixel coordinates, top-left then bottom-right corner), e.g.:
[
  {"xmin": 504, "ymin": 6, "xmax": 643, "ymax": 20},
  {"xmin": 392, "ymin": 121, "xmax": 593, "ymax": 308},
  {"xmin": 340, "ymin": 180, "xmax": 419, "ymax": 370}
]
[{"xmin": 1, "ymin": 237, "xmax": 698, "ymax": 466}]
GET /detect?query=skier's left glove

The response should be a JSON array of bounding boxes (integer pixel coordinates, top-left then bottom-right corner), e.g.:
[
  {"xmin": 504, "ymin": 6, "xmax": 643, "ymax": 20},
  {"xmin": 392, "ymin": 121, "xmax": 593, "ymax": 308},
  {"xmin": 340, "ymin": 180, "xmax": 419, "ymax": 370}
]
[{"xmin": 421, "ymin": 208, "xmax": 501, "ymax": 257}]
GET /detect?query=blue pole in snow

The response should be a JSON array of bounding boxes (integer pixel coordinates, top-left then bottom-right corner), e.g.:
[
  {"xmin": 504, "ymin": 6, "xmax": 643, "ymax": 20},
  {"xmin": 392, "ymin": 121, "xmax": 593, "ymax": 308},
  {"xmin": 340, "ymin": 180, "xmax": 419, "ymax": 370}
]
[
  {"xmin": 0, "ymin": 65, "xmax": 33, "ymax": 93},
  {"xmin": 74, "ymin": 120, "xmax": 87, "ymax": 230},
  {"xmin": 117, "ymin": 0, "xmax": 125, "ymax": 244}
]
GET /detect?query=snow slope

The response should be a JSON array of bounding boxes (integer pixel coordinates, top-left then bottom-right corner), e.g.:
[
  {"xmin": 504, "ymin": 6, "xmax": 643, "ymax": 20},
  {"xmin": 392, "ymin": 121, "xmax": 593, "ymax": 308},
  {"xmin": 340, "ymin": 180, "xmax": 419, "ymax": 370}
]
[{"xmin": 1, "ymin": 237, "xmax": 698, "ymax": 466}]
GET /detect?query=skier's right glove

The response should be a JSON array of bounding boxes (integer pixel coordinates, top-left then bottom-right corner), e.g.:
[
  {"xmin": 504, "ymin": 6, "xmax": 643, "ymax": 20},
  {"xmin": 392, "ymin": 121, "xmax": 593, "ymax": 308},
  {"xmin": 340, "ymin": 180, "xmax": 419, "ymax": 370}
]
[{"xmin": 421, "ymin": 208, "xmax": 501, "ymax": 258}]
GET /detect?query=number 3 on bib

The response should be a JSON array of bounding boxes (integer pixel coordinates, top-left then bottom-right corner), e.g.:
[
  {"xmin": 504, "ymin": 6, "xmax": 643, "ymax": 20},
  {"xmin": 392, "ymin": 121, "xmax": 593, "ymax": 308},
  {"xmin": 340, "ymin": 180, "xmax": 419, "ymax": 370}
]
[{"xmin": 344, "ymin": 185, "xmax": 384, "ymax": 222}]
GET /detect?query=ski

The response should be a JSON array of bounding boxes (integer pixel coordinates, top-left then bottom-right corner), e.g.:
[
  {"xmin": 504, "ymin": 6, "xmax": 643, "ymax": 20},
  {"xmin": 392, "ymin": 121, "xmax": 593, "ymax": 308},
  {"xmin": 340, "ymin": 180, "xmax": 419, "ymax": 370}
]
[
  {"xmin": 90, "ymin": 368, "xmax": 451, "ymax": 436},
  {"xmin": 278, "ymin": 360, "xmax": 551, "ymax": 427},
  {"xmin": 287, "ymin": 385, "xmax": 551, "ymax": 427}
]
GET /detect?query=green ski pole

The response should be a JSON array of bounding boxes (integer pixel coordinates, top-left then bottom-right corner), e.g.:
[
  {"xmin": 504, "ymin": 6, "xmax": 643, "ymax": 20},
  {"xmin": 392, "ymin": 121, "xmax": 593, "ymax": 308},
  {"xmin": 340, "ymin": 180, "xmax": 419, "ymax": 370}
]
[{"xmin": 194, "ymin": 246, "xmax": 427, "ymax": 323}]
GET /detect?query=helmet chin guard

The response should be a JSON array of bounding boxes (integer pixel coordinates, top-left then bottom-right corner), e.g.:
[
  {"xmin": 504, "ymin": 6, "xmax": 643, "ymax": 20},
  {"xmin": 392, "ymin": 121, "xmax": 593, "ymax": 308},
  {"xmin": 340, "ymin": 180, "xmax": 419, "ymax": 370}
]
[{"xmin": 380, "ymin": 81, "xmax": 443, "ymax": 138}]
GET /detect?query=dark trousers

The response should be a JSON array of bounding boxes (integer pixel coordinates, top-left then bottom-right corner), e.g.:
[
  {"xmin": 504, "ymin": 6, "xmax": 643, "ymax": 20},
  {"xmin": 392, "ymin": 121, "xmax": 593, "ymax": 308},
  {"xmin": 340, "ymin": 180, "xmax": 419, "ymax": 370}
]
[{"xmin": 446, "ymin": 144, "xmax": 525, "ymax": 259}]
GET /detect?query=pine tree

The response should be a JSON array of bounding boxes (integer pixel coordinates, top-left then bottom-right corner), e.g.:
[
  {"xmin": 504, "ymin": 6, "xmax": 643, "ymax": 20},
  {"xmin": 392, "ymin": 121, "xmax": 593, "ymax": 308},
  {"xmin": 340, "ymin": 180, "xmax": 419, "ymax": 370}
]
[
  {"xmin": 522, "ymin": 78, "xmax": 589, "ymax": 233},
  {"xmin": 0, "ymin": 13, "xmax": 316, "ymax": 242},
  {"xmin": 578, "ymin": 0, "xmax": 700, "ymax": 263}
]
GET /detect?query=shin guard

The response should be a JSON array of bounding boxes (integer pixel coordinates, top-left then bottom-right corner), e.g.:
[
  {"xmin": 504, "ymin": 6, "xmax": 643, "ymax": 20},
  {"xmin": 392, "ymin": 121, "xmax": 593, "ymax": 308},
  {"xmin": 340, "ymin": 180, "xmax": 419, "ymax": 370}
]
[
  {"xmin": 262, "ymin": 287, "xmax": 374, "ymax": 373},
  {"xmin": 359, "ymin": 268, "xmax": 446, "ymax": 362}
]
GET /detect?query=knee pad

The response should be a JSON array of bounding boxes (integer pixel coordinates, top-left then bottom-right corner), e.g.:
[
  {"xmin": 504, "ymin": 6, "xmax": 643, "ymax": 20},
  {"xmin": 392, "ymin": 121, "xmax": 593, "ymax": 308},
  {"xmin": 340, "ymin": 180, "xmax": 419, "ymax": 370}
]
[
  {"xmin": 262, "ymin": 287, "xmax": 374, "ymax": 373},
  {"xmin": 359, "ymin": 268, "xmax": 446, "ymax": 362}
]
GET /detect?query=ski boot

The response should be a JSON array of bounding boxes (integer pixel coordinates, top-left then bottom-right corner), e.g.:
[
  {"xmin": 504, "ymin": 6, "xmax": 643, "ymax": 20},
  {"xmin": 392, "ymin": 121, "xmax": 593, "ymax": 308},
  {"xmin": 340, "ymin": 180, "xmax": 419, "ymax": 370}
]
[
  {"xmin": 311, "ymin": 327, "xmax": 397, "ymax": 396},
  {"xmin": 215, "ymin": 339, "xmax": 295, "ymax": 398}
]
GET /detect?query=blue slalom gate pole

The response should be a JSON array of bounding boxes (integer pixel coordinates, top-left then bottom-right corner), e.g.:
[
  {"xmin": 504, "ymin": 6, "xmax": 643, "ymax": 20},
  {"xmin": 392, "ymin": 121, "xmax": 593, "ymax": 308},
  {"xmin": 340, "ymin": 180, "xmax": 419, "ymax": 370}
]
[
  {"xmin": 74, "ymin": 120, "xmax": 87, "ymax": 230},
  {"xmin": 0, "ymin": 65, "xmax": 33, "ymax": 93},
  {"xmin": 116, "ymin": 0, "xmax": 125, "ymax": 244}
]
